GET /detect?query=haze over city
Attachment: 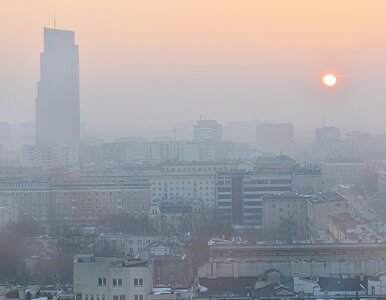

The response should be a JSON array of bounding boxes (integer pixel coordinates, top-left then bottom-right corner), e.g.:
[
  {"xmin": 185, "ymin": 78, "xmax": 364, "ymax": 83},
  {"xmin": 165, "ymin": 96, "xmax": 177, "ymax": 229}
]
[
  {"xmin": 2, "ymin": 0, "xmax": 386, "ymax": 132},
  {"xmin": 3, "ymin": 2, "xmax": 386, "ymax": 300}
]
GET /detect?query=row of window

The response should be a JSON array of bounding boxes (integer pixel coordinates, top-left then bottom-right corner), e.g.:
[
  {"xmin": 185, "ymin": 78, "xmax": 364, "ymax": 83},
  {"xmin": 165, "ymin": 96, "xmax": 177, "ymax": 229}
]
[{"xmin": 99, "ymin": 277, "xmax": 144, "ymax": 287}]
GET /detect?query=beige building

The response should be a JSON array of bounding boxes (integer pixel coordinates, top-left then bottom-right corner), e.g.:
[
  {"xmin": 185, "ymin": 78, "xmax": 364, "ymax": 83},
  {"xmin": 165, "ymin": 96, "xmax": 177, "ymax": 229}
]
[
  {"xmin": 51, "ymin": 178, "xmax": 150, "ymax": 221},
  {"xmin": 0, "ymin": 176, "xmax": 151, "ymax": 223},
  {"xmin": 199, "ymin": 243, "xmax": 386, "ymax": 279},
  {"xmin": 0, "ymin": 180, "xmax": 51, "ymax": 221},
  {"xmin": 73, "ymin": 255, "xmax": 153, "ymax": 300}
]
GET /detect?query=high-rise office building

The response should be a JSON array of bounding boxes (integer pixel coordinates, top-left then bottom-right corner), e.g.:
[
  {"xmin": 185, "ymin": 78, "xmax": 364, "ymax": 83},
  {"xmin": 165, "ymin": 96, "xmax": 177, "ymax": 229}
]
[
  {"xmin": 315, "ymin": 126, "xmax": 341, "ymax": 143},
  {"xmin": 35, "ymin": 27, "xmax": 80, "ymax": 165},
  {"xmin": 22, "ymin": 27, "xmax": 80, "ymax": 168},
  {"xmin": 193, "ymin": 118, "xmax": 223, "ymax": 142}
]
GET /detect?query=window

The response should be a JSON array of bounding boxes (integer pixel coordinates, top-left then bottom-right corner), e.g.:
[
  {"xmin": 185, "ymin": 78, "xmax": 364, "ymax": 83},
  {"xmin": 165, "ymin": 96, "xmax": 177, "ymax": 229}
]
[
  {"xmin": 134, "ymin": 278, "xmax": 143, "ymax": 286},
  {"xmin": 98, "ymin": 277, "xmax": 106, "ymax": 286},
  {"xmin": 113, "ymin": 296, "xmax": 119, "ymax": 300},
  {"xmin": 134, "ymin": 296, "xmax": 143, "ymax": 300},
  {"xmin": 85, "ymin": 295, "xmax": 89, "ymax": 300},
  {"xmin": 118, "ymin": 279, "xmax": 123, "ymax": 286},
  {"xmin": 120, "ymin": 296, "xmax": 126, "ymax": 300},
  {"xmin": 113, "ymin": 279, "xmax": 117, "ymax": 286}
]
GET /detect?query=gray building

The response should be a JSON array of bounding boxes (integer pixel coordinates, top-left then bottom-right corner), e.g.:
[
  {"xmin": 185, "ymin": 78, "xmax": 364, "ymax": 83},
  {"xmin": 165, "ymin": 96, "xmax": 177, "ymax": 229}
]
[
  {"xmin": 73, "ymin": 255, "xmax": 153, "ymax": 300},
  {"xmin": 216, "ymin": 171, "xmax": 293, "ymax": 226},
  {"xmin": 35, "ymin": 27, "xmax": 80, "ymax": 165},
  {"xmin": 193, "ymin": 119, "xmax": 223, "ymax": 142}
]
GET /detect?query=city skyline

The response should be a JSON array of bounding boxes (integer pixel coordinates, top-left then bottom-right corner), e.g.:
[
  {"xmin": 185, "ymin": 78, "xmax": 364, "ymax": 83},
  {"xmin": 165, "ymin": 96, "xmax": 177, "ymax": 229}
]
[{"xmin": 2, "ymin": 1, "xmax": 386, "ymax": 133}]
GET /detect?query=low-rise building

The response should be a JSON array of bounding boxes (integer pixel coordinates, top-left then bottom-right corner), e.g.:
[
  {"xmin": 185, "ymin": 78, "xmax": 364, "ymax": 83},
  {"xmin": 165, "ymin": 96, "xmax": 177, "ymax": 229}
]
[
  {"xmin": 262, "ymin": 193, "xmax": 308, "ymax": 241},
  {"xmin": 149, "ymin": 199, "xmax": 205, "ymax": 234},
  {"xmin": 95, "ymin": 234, "xmax": 163, "ymax": 257},
  {"xmin": 73, "ymin": 255, "xmax": 153, "ymax": 300},
  {"xmin": 306, "ymin": 192, "xmax": 348, "ymax": 239},
  {"xmin": 141, "ymin": 242, "xmax": 193, "ymax": 287},
  {"xmin": 0, "ymin": 205, "xmax": 17, "ymax": 230}
]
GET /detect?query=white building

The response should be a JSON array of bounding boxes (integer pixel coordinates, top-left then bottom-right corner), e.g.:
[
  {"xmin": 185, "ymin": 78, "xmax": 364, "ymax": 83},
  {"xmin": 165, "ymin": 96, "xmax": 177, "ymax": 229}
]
[
  {"xmin": 73, "ymin": 255, "xmax": 153, "ymax": 300},
  {"xmin": 99, "ymin": 162, "xmax": 238, "ymax": 209}
]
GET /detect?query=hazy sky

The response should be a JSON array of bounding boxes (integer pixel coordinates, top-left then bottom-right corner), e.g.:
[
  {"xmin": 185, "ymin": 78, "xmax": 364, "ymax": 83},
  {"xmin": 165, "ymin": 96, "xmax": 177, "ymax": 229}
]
[{"xmin": 2, "ymin": 0, "xmax": 386, "ymax": 132}]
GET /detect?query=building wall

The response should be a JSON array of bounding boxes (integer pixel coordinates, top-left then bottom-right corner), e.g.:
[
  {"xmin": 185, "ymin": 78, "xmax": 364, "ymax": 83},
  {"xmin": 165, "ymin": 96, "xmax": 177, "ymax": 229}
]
[
  {"xmin": 0, "ymin": 205, "xmax": 17, "ymax": 230},
  {"xmin": 306, "ymin": 195, "xmax": 348, "ymax": 237},
  {"xmin": 73, "ymin": 255, "xmax": 153, "ymax": 300},
  {"xmin": 199, "ymin": 259, "xmax": 386, "ymax": 279},
  {"xmin": 262, "ymin": 194, "xmax": 308, "ymax": 240},
  {"xmin": 0, "ymin": 178, "xmax": 151, "ymax": 223},
  {"xmin": 216, "ymin": 171, "xmax": 293, "ymax": 226},
  {"xmin": 95, "ymin": 235, "xmax": 163, "ymax": 257}
]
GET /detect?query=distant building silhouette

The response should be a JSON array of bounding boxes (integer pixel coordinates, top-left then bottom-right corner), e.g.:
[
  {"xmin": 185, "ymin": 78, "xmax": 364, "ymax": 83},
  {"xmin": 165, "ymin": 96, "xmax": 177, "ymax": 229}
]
[
  {"xmin": 193, "ymin": 118, "xmax": 223, "ymax": 142},
  {"xmin": 32, "ymin": 27, "xmax": 80, "ymax": 167}
]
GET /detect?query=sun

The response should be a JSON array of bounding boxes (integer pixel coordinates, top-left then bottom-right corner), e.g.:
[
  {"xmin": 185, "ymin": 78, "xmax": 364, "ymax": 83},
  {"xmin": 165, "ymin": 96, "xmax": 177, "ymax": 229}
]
[{"xmin": 323, "ymin": 74, "xmax": 337, "ymax": 87}]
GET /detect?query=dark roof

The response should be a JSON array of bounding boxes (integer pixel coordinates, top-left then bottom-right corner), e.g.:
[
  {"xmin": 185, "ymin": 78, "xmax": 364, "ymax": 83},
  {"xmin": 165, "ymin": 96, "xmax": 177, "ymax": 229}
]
[
  {"xmin": 318, "ymin": 277, "xmax": 365, "ymax": 292},
  {"xmin": 198, "ymin": 277, "xmax": 257, "ymax": 296},
  {"xmin": 253, "ymin": 278, "xmax": 294, "ymax": 298}
]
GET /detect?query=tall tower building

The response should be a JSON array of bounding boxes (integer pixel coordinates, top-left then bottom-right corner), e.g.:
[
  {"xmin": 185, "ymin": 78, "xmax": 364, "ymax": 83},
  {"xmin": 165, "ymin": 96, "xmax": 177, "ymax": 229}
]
[{"xmin": 36, "ymin": 27, "xmax": 80, "ymax": 154}]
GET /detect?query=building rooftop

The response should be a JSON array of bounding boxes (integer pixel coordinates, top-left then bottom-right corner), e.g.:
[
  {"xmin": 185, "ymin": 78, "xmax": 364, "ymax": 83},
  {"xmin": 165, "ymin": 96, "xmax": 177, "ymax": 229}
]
[{"xmin": 318, "ymin": 277, "xmax": 365, "ymax": 292}]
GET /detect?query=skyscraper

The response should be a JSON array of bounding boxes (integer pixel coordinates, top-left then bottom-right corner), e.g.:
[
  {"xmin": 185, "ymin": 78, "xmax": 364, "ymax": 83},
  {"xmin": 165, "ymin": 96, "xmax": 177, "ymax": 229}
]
[{"xmin": 36, "ymin": 27, "xmax": 80, "ymax": 154}]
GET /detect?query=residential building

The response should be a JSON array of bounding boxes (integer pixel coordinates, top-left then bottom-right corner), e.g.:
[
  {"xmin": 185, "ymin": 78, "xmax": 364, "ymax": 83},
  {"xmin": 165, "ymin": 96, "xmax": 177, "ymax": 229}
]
[
  {"xmin": 104, "ymin": 162, "xmax": 238, "ymax": 209},
  {"xmin": 0, "ymin": 205, "xmax": 17, "ymax": 230},
  {"xmin": 73, "ymin": 255, "xmax": 153, "ymax": 300},
  {"xmin": 95, "ymin": 234, "xmax": 163, "ymax": 257},
  {"xmin": 51, "ymin": 177, "xmax": 151, "ymax": 222},
  {"xmin": 0, "ymin": 179, "xmax": 51, "ymax": 221},
  {"xmin": 149, "ymin": 199, "xmax": 205, "ymax": 234},
  {"xmin": 306, "ymin": 192, "xmax": 348, "ymax": 238},
  {"xmin": 262, "ymin": 193, "xmax": 308, "ymax": 240},
  {"xmin": 0, "ymin": 176, "xmax": 151, "ymax": 223},
  {"xmin": 141, "ymin": 242, "xmax": 193, "ymax": 287}
]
